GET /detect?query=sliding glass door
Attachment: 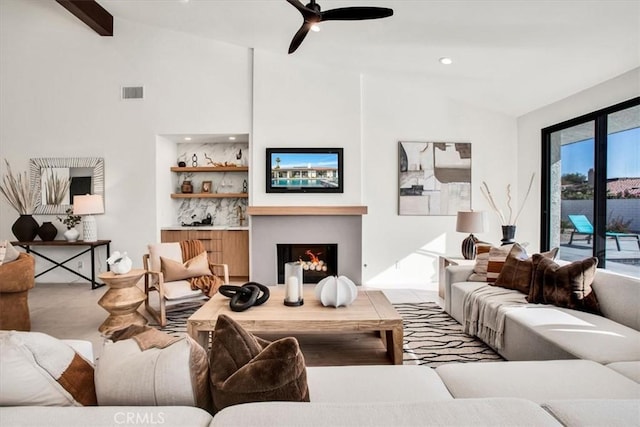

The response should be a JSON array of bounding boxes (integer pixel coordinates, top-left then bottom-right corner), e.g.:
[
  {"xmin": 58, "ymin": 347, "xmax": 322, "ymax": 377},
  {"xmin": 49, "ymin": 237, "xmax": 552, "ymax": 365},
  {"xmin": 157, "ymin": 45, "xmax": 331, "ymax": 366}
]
[{"xmin": 542, "ymin": 98, "xmax": 640, "ymax": 277}]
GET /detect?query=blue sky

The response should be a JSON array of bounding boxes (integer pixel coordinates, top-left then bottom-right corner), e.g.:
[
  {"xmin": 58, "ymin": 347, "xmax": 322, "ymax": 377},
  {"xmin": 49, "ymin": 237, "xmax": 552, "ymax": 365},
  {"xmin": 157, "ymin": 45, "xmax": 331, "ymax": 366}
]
[
  {"xmin": 561, "ymin": 127, "xmax": 639, "ymax": 178},
  {"xmin": 271, "ymin": 153, "xmax": 338, "ymax": 169}
]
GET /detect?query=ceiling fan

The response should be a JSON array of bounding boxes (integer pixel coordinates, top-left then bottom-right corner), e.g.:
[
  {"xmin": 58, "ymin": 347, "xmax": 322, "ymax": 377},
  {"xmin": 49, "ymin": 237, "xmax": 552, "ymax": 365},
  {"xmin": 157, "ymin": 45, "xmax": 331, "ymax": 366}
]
[{"xmin": 286, "ymin": 0, "xmax": 393, "ymax": 54}]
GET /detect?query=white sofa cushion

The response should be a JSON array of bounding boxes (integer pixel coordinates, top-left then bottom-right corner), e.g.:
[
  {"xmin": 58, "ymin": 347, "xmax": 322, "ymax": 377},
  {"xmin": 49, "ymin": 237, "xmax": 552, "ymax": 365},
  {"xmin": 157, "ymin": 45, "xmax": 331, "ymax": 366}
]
[
  {"xmin": 448, "ymin": 281, "xmax": 487, "ymax": 323},
  {"xmin": 0, "ymin": 406, "xmax": 213, "ymax": 427},
  {"xmin": 607, "ymin": 361, "xmax": 640, "ymax": 383},
  {"xmin": 435, "ymin": 360, "xmax": 640, "ymax": 403},
  {"xmin": 95, "ymin": 335, "xmax": 210, "ymax": 410},
  {"xmin": 211, "ymin": 399, "xmax": 562, "ymax": 426},
  {"xmin": 591, "ymin": 268, "xmax": 640, "ymax": 331},
  {"xmin": 541, "ymin": 399, "xmax": 640, "ymax": 427},
  {"xmin": 306, "ymin": 365, "xmax": 453, "ymax": 402},
  {"xmin": 505, "ymin": 306, "xmax": 640, "ymax": 364}
]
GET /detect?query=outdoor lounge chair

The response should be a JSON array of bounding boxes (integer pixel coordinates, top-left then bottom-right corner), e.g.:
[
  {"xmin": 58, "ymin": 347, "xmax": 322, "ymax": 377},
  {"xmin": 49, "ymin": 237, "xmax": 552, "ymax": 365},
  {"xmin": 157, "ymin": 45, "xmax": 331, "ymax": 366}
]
[{"xmin": 567, "ymin": 214, "xmax": 640, "ymax": 251}]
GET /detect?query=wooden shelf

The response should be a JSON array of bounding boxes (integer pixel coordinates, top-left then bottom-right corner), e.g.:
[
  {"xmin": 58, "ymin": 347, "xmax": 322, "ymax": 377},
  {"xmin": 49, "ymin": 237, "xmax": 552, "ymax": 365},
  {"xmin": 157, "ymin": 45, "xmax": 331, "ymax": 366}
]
[
  {"xmin": 247, "ymin": 206, "xmax": 368, "ymax": 216},
  {"xmin": 171, "ymin": 193, "xmax": 248, "ymax": 199},
  {"xmin": 170, "ymin": 166, "xmax": 248, "ymax": 172}
]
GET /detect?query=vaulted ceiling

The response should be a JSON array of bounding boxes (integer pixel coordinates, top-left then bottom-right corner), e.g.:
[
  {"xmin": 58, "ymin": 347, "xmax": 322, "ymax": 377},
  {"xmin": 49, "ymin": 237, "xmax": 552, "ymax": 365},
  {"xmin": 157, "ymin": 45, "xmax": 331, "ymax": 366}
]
[{"xmin": 96, "ymin": 0, "xmax": 639, "ymax": 116}]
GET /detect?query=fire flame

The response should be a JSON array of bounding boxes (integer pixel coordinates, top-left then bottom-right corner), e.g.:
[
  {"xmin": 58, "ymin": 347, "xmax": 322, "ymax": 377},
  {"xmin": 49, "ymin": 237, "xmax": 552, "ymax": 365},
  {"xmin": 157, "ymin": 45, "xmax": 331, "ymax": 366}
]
[{"xmin": 303, "ymin": 250, "xmax": 322, "ymax": 264}]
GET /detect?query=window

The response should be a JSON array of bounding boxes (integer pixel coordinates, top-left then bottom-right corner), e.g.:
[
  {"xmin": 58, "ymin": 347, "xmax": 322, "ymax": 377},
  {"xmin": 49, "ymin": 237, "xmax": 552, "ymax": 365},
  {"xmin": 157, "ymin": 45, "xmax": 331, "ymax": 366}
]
[{"xmin": 541, "ymin": 97, "xmax": 640, "ymax": 277}]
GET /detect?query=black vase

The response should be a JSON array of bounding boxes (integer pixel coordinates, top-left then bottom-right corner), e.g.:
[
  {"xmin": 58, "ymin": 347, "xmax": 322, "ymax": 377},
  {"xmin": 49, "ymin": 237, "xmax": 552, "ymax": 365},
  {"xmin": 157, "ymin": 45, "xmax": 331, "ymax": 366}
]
[
  {"xmin": 11, "ymin": 215, "xmax": 39, "ymax": 242},
  {"xmin": 501, "ymin": 225, "xmax": 516, "ymax": 245},
  {"xmin": 38, "ymin": 221, "xmax": 58, "ymax": 241}
]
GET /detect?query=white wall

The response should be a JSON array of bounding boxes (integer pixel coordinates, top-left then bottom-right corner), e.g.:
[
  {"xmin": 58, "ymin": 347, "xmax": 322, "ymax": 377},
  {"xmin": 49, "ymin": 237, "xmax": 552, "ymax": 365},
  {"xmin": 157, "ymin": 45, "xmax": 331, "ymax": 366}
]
[
  {"xmin": 361, "ymin": 74, "xmax": 518, "ymax": 288},
  {"xmin": 251, "ymin": 50, "xmax": 363, "ymax": 206},
  {"xmin": 516, "ymin": 68, "xmax": 640, "ymax": 253},
  {"xmin": 0, "ymin": 0, "xmax": 251, "ymax": 281}
]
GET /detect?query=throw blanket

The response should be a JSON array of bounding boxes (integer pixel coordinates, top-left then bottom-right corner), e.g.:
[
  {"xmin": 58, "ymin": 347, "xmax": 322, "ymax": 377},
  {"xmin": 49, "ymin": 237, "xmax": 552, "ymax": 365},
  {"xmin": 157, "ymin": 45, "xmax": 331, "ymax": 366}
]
[
  {"xmin": 462, "ymin": 286, "xmax": 528, "ymax": 350},
  {"xmin": 179, "ymin": 240, "xmax": 225, "ymax": 297}
]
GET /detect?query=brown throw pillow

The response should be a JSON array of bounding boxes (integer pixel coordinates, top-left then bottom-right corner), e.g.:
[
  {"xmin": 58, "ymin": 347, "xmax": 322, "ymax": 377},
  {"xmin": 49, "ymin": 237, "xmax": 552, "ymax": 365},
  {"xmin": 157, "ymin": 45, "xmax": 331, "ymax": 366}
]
[
  {"xmin": 494, "ymin": 245, "xmax": 559, "ymax": 294},
  {"xmin": 527, "ymin": 255, "xmax": 600, "ymax": 314},
  {"xmin": 209, "ymin": 314, "xmax": 309, "ymax": 412},
  {"xmin": 160, "ymin": 251, "xmax": 211, "ymax": 282}
]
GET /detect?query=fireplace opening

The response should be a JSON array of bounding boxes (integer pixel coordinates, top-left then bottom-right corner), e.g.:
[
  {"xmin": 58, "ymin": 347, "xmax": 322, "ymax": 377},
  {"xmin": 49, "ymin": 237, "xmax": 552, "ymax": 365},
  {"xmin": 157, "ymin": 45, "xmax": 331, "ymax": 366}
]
[{"xmin": 277, "ymin": 243, "xmax": 337, "ymax": 284}]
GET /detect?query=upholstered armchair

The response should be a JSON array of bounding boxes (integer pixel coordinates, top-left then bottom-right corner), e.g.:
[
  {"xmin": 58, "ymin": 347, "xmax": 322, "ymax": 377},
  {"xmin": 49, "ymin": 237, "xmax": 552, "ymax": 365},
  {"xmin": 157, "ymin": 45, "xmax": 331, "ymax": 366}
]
[
  {"xmin": 143, "ymin": 240, "xmax": 229, "ymax": 327},
  {"xmin": 0, "ymin": 252, "xmax": 36, "ymax": 331}
]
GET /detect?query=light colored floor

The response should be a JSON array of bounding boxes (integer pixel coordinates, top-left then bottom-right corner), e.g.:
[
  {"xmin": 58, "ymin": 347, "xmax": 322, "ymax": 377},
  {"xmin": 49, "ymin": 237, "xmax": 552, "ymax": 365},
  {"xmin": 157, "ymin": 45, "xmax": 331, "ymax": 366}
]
[{"xmin": 26, "ymin": 281, "xmax": 440, "ymax": 359}]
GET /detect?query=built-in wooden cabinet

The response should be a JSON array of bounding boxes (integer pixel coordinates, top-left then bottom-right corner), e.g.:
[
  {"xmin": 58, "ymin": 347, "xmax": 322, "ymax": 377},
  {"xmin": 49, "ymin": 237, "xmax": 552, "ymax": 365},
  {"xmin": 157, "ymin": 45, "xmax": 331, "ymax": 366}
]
[{"xmin": 160, "ymin": 229, "xmax": 249, "ymax": 282}]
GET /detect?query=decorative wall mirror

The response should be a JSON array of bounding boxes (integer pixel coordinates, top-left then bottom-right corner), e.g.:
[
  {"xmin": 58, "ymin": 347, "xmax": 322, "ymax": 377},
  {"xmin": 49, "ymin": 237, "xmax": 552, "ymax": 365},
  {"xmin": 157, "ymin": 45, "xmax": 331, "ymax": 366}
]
[{"xmin": 29, "ymin": 157, "xmax": 104, "ymax": 215}]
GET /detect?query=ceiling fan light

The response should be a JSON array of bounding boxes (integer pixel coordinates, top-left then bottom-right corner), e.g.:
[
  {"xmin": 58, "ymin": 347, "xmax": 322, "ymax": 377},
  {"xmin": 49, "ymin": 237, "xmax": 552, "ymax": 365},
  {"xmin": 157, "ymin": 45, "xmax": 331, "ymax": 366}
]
[
  {"xmin": 310, "ymin": 23, "xmax": 321, "ymax": 32},
  {"xmin": 439, "ymin": 57, "xmax": 453, "ymax": 65}
]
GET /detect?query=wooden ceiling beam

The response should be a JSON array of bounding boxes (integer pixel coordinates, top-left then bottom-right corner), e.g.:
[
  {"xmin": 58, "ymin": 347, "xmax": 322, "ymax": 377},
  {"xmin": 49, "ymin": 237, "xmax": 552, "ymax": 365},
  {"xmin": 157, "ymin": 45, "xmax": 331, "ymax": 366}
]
[{"xmin": 56, "ymin": 0, "xmax": 113, "ymax": 36}]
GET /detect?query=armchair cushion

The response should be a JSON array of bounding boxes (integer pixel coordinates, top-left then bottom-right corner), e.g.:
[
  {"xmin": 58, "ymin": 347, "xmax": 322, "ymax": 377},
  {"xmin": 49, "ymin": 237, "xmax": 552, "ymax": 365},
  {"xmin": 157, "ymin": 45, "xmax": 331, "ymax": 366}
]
[
  {"xmin": 161, "ymin": 251, "xmax": 212, "ymax": 282},
  {"xmin": 147, "ymin": 242, "xmax": 183, "ymax": 272}
]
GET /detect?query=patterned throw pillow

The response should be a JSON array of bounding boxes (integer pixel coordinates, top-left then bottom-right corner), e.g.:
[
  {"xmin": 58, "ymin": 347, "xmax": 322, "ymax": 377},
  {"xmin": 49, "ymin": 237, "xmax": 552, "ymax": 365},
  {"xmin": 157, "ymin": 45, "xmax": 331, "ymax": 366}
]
[
  {"xmin": 209, "ymin": 314, "xmax": 309, "ymax": 412},
  {"xmin": 527, "ymin": 255, "xmax": 600, "ymax": 314},
  {"xmin": 468, "ymin": 244, "xmax": 521, "ymax": 282},
  {"xmin": 494, "ymin": 245, "xmax": 559, "ymax": 294},
  {"xmin": 0, "ymin": 331, "xmax": 96, "ymax": 406}
]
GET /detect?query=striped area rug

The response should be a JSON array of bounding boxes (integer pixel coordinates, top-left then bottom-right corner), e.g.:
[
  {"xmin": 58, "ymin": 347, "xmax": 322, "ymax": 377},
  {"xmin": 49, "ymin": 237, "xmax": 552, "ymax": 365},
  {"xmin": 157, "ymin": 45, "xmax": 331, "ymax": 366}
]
[
  {"xmin": 395, "ymin": 302, "xmax": 503, "ymax": 367},
  {"xmin": 159, "ymin": 301, "xmax": 503, "ymax": 367}
]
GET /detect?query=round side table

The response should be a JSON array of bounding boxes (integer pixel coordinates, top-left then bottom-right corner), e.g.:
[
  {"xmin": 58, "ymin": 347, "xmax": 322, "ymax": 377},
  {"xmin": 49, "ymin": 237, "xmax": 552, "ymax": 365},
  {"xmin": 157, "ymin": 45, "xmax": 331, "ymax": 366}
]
[{"xmin": 98, "ymin": 269, "xmax": 148, "ymax": 336}]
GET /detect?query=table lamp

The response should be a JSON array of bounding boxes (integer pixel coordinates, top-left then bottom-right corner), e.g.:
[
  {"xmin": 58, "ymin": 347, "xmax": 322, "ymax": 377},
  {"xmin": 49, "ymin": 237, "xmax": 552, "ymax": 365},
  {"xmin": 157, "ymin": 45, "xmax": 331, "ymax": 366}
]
[
  {"xmin": 456, "ymin": 211, "xmax": 485, "ymax": 259},
  {"xmin": 73, "ymin": 194, "xmax": 104, "ymax": 242}
]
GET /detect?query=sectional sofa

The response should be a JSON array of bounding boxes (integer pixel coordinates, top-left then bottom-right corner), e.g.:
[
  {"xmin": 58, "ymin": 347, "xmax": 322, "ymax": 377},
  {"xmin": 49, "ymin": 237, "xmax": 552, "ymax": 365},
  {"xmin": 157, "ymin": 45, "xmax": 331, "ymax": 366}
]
[{"xmin": 1, "ymin": 260, "xmax": 639, "ymax": 426}]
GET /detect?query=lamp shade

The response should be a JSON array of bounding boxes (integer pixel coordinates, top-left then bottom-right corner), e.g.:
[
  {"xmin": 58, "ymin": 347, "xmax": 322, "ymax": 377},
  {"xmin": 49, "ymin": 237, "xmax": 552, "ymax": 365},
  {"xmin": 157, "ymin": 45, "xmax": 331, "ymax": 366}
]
[
  {"xmin": 456, "ymin": 211, "xmax": 484, "ymax": 233},
  {"xmin": 73, "ymin": 194, "xmax": 104, "ymax": 215}
]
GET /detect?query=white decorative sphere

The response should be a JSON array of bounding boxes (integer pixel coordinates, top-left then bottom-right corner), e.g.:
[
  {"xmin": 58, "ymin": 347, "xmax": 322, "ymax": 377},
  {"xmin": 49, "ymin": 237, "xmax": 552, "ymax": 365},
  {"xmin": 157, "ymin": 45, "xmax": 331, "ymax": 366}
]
[{"xmin": 314, "ymin": 275, "xmax": 358, "ymax": 308}]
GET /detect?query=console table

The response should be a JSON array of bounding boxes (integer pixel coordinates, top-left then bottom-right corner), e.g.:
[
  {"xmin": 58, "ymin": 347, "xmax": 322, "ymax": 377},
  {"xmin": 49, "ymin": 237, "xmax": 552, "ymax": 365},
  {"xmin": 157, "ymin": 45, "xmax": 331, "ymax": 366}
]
[{"xmin": 12, "ymin": 240, "xmax": 111, "ymax": 289}]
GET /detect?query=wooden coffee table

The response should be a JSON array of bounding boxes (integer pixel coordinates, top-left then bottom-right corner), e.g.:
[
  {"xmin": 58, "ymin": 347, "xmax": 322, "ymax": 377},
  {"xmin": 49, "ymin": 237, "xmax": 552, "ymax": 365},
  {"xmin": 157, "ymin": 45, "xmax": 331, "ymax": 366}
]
[{"xmin": 187, "ymin": 285, "xmax": 404, "ymax": 364}]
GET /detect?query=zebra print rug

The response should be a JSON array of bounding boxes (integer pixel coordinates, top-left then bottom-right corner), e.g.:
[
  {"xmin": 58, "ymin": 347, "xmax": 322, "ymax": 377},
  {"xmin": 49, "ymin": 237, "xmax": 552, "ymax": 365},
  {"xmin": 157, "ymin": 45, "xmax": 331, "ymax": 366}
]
[
  {"xmin": 158, "ymin": 301, "xmax": 503, "ymax": 367},
  {"xmin": 396, "ymin": 302, "xmax": 503, "ymax": 367}
]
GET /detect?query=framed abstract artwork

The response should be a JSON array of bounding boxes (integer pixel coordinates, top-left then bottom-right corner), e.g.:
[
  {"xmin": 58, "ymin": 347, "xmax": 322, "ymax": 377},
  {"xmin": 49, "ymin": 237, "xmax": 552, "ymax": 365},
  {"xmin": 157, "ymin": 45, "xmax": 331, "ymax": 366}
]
[{"xmin": 398, "ymin": 141, "xmax": 471, "ymax": 215}]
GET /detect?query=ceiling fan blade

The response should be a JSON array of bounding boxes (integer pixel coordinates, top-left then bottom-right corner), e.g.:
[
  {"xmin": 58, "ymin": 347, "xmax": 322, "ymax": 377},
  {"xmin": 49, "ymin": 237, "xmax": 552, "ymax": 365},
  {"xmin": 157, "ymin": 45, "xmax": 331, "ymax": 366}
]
[
  {"xmin": 286, "ymin": 0, "xmax": 320, "ymax": 20},
  {"xmin": 321, "ymin": 7, "xmax": 393, "ymax": 21},
  {"xmin": 288, "ymin": 23, "xmax": 312, "ymax": 54}
]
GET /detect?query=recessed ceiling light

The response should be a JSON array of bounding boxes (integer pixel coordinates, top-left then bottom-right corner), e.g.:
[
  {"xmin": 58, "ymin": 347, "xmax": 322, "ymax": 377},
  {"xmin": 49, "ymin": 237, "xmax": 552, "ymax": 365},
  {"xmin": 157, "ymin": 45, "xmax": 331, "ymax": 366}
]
[
  {"xmin": 184, "ymin": 137, "xmax": 192, "ymax": 141},
  {"xmin": 439, "ymin": 57, "xmax": 453, "ymax": 65},
  {"xmin": 228, "ymin": 136, "xmax": 236, "ymax": 141}
]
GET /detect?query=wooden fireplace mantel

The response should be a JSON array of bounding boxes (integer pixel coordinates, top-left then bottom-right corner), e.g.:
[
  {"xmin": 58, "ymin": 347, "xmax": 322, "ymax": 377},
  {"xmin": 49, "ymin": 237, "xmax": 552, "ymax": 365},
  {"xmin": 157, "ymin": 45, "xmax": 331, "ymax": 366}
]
[{"xmin": 247, "ymin": 206, "xmax": 368, "ymax": 216}]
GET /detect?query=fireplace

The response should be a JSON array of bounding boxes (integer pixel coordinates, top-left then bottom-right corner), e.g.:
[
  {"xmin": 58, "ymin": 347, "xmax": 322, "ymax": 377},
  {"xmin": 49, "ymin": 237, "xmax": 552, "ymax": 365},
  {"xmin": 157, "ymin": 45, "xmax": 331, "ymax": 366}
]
[{"xmin": 277, "ymin": 243, "xmax": 338, "ymax": 284}]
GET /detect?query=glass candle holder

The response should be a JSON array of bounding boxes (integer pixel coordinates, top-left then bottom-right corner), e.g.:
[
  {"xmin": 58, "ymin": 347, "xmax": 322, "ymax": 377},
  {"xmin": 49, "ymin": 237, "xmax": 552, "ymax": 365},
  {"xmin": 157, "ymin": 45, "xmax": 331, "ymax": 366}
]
[{"xmin": 284, "ymin": 261, "xmax": 304, "ymax": 307}]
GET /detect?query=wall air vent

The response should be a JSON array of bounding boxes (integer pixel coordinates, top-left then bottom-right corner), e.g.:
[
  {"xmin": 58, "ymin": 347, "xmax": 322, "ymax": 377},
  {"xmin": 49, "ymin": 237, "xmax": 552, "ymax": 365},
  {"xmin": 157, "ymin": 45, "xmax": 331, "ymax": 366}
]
[{"xmin": 121, "ymin": 86, "xmax": 144, "ymax": 100}]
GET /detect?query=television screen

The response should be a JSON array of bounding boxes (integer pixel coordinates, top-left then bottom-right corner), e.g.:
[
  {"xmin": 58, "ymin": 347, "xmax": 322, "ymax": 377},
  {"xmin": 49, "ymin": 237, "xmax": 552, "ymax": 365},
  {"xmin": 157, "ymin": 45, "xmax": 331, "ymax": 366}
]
[{"xmin": 266, "ymin": 148, "xmax": 343, "ymax": 193}]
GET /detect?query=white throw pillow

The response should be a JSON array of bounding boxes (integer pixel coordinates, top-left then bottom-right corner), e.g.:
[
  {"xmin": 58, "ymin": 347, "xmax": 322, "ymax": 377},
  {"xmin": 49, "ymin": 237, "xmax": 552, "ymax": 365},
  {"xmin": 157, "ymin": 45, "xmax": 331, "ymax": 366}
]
[
  {"xmin": 0, "ymin": 331, "xmax": 96, "ymax": 406},
  {"xmin": 0, "ymin": 240, "xmax": 20, "ymax": 266}
]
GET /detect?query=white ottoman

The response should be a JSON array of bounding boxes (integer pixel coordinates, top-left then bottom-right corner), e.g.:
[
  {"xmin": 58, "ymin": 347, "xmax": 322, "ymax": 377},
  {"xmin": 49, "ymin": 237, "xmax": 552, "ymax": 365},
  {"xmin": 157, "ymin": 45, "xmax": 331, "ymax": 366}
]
[
  {"xmin": 435, "ymin": 360, "xmax": 640, "ymax": 403},
  {"xmin": 306, "ymin": 365, "xmax": 453, "ymax": 402},
  {"xmin": 541, "ymin": 399, "xmax": 640, "ymax": 427}
]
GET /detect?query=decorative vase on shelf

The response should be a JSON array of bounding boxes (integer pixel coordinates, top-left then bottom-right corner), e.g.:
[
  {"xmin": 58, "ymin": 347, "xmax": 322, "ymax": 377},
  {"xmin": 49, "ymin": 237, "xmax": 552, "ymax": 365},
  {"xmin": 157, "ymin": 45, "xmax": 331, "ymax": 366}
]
[
  {"xmin": 501, "ymin": 225, "xmax": 516, "ymax": 245},
  {"xmin": 11, "ymin": 215, "xmax": 39, "ymax": 242},
  {"xmin": 37, "ymin": 222, "xmax": 58, "ymax": 241},
  {"xmin": 181, "ymin": 180, "xmax": 193, "ymax": 193},
  {"xmin": 64, "ymin": 228, "xmax": 80, "ymax": 242}
]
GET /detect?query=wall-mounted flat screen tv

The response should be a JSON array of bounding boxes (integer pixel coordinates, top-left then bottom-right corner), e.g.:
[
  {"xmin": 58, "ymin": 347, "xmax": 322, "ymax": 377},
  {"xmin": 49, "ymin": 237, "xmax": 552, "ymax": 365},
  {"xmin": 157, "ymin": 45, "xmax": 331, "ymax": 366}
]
[{"xmin": 266, "ymin": 148, "xmax": 343, "ymax": 193}]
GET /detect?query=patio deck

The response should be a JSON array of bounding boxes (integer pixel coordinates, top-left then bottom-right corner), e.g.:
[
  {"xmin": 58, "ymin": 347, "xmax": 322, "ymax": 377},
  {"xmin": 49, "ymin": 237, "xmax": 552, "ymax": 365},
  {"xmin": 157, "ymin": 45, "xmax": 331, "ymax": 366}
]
[{"xmin": 559, "ymin": 236, "xmax": 640, "ymax": 277}]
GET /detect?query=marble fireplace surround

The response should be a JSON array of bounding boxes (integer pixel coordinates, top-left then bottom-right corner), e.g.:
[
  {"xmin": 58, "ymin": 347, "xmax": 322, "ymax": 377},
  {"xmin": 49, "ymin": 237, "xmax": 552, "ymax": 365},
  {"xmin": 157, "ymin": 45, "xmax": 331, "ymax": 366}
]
[{"xmin": 248, "ymin": 206, "xmax": 367, "ymax": 285}]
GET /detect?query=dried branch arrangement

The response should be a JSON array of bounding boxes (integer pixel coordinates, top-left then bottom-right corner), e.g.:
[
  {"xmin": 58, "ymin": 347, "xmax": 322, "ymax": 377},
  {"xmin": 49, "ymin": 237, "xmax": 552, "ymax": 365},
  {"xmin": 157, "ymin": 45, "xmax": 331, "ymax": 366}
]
[
  {"xmin": 44, "ymin": 169, "xmax": 70, "ymax": 205},
  {"xmin": 0, "ymin": 160, "xmax": 37, "ymax": 215},
  {"xmin": 480, "ymin": 173, "xmax": 535, "ymax": 226}
]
